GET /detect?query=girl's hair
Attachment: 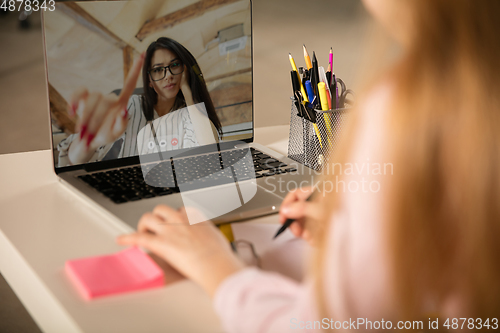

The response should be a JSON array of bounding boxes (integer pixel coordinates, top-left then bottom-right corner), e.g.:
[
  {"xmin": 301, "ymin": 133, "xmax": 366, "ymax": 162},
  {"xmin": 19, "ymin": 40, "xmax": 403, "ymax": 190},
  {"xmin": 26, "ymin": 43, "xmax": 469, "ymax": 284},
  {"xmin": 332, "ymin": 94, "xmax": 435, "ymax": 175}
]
[
  {"xmin": 141, "ymin": 37, "xmax": 223, "ymax": 138},
  {"xmin": 315, "ymin": 0, "xmax": 500, "ymax": 323}
]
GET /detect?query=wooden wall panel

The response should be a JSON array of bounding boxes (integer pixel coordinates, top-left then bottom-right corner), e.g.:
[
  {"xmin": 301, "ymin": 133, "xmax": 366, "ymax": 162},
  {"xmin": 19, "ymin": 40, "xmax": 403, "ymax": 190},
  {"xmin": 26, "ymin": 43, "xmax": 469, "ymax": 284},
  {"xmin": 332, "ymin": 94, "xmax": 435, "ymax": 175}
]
[
  {"xmin": 43, "ymin": 10, "xmax": 76, "ymax": 50},
  {"xmin": 122, "ymin": 46, "xmax": 134, "ymax": 83},
  {"xmin": 47, "ymin": 0, "xmax": 252, "ymax": 131},
  {"xmin": 136, "ymin": 0, "xmax": 242, "ymax": 41},
  {"xmin": 48, "ymin": 84, "xmax": 75, "ymax": 134},
  {"xmin": 209, "ymin": 75, "xmax": 252, "ymax": 127}
]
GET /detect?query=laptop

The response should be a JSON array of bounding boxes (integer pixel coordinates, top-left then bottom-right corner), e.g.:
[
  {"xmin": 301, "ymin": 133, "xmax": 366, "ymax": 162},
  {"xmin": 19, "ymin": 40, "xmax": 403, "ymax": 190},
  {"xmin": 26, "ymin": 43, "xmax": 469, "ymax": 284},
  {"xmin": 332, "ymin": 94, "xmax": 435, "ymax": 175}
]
[{"xmin": 43, "ymin": 0, "xmax": 313, "ymax": 228}]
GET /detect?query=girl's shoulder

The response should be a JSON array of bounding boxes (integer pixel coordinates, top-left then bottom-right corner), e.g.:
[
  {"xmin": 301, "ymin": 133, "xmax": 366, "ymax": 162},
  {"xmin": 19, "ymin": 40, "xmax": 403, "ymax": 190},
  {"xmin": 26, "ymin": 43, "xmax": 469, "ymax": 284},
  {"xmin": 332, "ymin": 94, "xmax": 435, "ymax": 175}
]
[
  {"xmin": 126, "ymin": 94, "xmax": 146, "ymax": 114},
  {"xmin": 128, "ymin": 94, "xmax": 143, "ymax": 106},
  {"xmin": 153, "ymin": 106, "xmax": 193, "ymax": 128},
  {"xmin": 167, "ymin": 105, "xmax": 191, "ymax": 119}
]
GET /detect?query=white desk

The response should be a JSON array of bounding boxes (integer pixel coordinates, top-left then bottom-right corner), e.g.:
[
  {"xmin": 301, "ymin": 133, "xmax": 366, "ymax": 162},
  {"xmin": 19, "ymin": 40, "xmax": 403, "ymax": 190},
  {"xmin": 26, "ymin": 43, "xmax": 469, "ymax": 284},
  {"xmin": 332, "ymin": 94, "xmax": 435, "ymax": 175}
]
[{"xmin": 0, "ymin": 126, "xmax": 294, "ymax": 333}]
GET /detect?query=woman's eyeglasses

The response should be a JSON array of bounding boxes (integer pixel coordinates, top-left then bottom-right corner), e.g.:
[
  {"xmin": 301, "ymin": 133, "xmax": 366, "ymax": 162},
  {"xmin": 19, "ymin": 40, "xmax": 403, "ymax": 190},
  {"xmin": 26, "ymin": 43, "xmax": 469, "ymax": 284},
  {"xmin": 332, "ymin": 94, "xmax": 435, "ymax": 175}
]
[{"xmin": 149, "ymin": 62, "xmax": 184, "ymax": 81}]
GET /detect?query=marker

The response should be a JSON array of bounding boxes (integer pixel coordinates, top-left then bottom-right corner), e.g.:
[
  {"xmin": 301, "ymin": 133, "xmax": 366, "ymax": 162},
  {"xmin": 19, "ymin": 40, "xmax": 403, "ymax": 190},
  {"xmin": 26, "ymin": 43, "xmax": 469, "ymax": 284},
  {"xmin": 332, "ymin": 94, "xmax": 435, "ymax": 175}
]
[
  {"xmin": 303, "ymin": 44, "xmax": 313, "ymax": 70},
  {"xmin": 318, "ymin": 82, "xmax": 330, "ymax": 111},
  {"xmin": 311, "ymin": 52, "xmax": 320, "ymax": 105},
  {"xmin": 289, "ymin": 53, "xmax": 309, "ymax": 103},
  {"xmin": 330, "ymin": 49, "xmax": 340, "ymax": 109},
  {"xmin": 319, "ymin": 66, "xmax": 332, "ymax": 109},
  {"xmin": 319, "ymin": 66, "xmax": 333, "ymax": 144},
  {"xmin": 305, "ymin": 80, "xmax": 316, "ymax": 106},
  {"xmin": 329, "ymin": 48, "xmax": 333, "ymax": 77},
  {"xmin": 318, "ymin": 82, "xmax": 333, "ymax": 147}
]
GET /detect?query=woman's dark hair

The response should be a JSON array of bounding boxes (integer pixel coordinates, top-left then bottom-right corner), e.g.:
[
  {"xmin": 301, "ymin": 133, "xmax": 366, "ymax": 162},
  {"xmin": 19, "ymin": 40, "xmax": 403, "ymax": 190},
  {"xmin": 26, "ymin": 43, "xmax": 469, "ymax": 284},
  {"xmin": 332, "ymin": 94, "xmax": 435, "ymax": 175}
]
[{"xmin": 141, "ymin": 37, "xmax": 223, "ymax": 138}]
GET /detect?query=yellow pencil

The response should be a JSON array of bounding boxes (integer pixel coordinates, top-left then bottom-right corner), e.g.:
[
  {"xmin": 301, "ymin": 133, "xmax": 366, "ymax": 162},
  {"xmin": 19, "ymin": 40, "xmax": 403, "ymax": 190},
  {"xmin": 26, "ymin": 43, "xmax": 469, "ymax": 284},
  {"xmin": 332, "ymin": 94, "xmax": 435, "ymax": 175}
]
[
  {"xmin": 219, "ymin": 223, "xmax": 234, "ymax": 243},
  {"xmin": 313, "ymin": 123, "xmax": 323, "ymax": 149},
  {"xmin": 290, "ymin": 53, "xmax": 323, "ymax": 149},
  {"xmin": 303, "ymin": 44, "xmax": 313, "ymax": 70}
]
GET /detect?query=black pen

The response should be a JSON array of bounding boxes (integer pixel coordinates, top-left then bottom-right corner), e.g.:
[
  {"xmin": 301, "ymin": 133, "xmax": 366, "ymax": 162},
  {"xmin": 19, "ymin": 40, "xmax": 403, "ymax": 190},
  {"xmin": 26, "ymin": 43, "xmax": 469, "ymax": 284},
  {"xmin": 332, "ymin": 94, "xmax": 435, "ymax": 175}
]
[
  {"xmin": 273, "ymin": 192, "xmax": 315, "ymax": 239},
  {"xmin": 311, "ymin": 52, "xmax": 321, "ymax": 108}
]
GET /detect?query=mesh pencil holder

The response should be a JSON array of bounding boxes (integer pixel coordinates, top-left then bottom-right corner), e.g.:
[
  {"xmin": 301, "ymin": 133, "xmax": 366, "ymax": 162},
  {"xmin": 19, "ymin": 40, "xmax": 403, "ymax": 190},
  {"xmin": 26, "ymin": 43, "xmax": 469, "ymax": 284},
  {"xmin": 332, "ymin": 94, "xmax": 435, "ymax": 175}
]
[{"xmin": 288, "ymin": 102, "xmax": 351, "ymax": 171}]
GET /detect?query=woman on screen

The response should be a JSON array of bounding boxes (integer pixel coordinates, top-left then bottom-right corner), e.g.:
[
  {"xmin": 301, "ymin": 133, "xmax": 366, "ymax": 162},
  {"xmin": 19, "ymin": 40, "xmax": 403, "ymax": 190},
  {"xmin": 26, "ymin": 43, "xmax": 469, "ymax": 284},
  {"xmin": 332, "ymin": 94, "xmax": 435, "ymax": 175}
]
[
  {"xmin": 58, "ymin": 37, "xmax": 222, "ymax": 167},
  {"xmin": 118, "ymin": 0, "xmax": 500, "ymax": 331}
]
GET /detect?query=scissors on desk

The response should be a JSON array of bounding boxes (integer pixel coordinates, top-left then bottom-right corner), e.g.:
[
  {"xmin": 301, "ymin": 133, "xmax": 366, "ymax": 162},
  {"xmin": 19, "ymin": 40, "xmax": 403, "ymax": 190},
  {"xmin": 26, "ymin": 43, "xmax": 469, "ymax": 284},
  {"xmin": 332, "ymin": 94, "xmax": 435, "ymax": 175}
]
[{"xmin": 335, "ymin": 78, "xmax": 355, "ymax": 108}]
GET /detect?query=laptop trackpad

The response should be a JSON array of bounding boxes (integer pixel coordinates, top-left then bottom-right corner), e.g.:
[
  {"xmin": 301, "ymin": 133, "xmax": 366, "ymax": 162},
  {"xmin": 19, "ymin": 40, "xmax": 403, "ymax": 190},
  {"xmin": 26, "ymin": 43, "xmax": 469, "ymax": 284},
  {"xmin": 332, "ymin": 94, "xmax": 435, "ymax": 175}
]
[
  {"xmin": 180, "ymin": 182, "xmax": 283, "ymax": 224},
  {"xmin": 213, "ymin": 185, "xmax": 284, "ymax": 223}
]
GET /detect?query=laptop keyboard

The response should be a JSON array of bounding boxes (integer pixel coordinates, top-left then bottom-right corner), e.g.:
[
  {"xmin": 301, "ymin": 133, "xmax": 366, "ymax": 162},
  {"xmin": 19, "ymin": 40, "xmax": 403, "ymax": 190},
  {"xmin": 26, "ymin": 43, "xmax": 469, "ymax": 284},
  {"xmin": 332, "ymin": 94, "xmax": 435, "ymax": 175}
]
[{"xmin": 78, "ymin": 147, "xmax": 297, "ymax": 204}]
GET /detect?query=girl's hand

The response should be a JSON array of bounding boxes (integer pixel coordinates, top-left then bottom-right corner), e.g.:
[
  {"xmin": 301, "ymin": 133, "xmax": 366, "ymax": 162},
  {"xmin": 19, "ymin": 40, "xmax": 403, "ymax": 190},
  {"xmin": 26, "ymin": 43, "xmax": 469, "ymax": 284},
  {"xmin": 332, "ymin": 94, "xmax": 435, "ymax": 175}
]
[
  {"xmin": 279, "ymin": 186, "xmax": 323, "ymax": 245},
  {"xmin": 66, "ymin": 53, "xmax": 145, "ymax": 164},
  {"xmin": 116, "ymin": 205, "xmax": 244, "ymax": 297}
]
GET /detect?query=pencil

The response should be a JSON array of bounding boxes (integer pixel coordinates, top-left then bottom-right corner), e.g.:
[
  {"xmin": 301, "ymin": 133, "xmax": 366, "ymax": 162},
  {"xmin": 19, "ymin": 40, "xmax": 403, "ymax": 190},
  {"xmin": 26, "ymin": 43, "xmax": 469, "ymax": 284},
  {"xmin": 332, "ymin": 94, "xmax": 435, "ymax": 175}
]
[
  {"xmin": 303, "ymin": 44, "xmax": 313, "ymax": 70},
  {"xmin": 291, "ymin": 53, "xmax": 323, "ymax": 149},
  {"xmin": 313, "ymin": 123, "xmax": 323, "ymax": 149}
]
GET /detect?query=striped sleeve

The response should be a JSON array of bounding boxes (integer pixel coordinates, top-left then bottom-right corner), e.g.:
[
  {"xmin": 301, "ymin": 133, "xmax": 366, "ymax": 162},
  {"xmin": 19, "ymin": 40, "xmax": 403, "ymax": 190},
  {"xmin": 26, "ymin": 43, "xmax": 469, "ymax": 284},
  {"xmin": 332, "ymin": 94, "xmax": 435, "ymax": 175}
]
[
  {"xmin": 121, "ymin": 94, "xmax": 147, "ymax": 158},
  {"xmin": 181, "ymin": 108, "xmax": 199, "ymax": 149}
]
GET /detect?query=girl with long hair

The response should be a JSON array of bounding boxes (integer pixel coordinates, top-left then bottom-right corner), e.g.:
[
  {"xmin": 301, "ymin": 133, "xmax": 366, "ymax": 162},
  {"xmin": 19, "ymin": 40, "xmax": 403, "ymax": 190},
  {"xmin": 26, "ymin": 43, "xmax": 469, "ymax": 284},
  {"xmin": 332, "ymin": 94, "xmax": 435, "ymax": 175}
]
[{"xmin": 118, "ymin": 0, "xmax": 500, "ymax": 331}]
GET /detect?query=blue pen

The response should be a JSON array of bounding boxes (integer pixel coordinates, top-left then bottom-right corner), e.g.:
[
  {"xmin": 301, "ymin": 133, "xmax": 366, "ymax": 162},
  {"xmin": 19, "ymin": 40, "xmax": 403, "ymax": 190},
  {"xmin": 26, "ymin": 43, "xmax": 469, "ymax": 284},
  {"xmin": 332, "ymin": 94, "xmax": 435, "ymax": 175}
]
[{"xmin": 305, "ymin": 80, "xmax": 316, "ymax": 107}]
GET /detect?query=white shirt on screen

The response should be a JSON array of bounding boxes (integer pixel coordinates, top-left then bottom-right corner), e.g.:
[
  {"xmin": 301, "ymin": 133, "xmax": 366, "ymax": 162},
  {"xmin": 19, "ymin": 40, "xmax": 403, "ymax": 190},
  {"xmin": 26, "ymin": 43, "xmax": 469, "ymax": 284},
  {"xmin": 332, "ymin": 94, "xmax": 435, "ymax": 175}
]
[{"xmin": 57, "ymin": 95, "xmax": 219, "ymax": 167}]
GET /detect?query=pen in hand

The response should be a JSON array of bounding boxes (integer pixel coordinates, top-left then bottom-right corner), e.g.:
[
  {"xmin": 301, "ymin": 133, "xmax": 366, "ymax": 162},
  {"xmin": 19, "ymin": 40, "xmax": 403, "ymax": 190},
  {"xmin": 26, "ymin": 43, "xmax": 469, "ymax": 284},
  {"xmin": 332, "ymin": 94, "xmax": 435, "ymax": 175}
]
[{"xmin": 273, "ymin": 192, "xmax": 315, "ymax": 239}]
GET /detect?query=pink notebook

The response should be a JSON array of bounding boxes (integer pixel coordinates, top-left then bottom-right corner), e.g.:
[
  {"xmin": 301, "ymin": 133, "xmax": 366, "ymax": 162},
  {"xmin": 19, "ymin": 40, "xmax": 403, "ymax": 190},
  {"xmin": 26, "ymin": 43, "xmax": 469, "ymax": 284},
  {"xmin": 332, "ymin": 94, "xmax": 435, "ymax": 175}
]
[{"xmin": 65, "ymin": 247, "xmax": 164, "ymax": 300}]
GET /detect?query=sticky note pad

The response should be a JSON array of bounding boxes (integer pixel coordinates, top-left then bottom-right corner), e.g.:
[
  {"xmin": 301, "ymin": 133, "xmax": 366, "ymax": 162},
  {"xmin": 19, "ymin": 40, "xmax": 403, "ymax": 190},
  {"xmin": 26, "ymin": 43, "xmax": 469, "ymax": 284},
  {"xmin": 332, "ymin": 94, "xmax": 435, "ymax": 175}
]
[{"xmin": 65, "ymin": 247, "xmax": 164, "ymax": 300}]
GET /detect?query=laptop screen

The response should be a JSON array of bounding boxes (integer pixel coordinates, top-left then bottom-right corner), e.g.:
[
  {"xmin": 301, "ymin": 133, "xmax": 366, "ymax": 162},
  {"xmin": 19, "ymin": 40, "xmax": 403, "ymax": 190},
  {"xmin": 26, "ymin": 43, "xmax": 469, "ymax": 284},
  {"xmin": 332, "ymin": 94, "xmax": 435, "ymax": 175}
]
[{"xmin": 44, "ymin": 0, "xmax": 252, "ymax": 169}]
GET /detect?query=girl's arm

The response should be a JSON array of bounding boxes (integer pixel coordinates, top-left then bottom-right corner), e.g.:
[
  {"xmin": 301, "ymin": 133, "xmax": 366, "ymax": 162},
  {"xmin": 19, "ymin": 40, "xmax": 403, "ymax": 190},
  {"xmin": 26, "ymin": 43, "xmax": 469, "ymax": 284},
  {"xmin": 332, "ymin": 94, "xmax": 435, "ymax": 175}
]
[
  {"xmin": 116, "ymin": 84, "xmax": 395, "ymax": 332},
  {"xmin": 64, "ymin": 54, "xmax": 144, "ymax": 165}
]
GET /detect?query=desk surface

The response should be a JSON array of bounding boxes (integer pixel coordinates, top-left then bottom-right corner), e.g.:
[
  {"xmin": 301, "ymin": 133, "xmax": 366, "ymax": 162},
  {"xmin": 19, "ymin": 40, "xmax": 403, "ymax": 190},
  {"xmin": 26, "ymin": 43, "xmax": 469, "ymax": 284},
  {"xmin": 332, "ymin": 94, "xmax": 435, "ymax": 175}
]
[{"xmin": 0, "ymin": 126, "xmax": 292, "ymax": 333}]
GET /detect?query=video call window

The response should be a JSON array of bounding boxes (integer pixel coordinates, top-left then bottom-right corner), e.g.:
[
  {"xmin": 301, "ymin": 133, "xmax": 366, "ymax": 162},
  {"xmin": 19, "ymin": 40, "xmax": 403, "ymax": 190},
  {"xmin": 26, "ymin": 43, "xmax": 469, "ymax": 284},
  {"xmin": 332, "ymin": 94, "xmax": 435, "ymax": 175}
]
[{"xmin": 45, "ymin": 0, "xmax": 252, "ymax": 167}]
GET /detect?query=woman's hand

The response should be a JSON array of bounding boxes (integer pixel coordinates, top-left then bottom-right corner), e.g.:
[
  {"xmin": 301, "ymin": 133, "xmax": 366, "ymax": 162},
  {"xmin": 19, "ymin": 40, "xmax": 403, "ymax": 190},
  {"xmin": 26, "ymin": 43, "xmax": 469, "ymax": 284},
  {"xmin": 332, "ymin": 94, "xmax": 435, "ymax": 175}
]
[
  {"xmin": 66, "ymin": 52, "xmax": 145, "ymax": 164},
  {"xmin": 116, "ymin": 205, "xmax": 244, "ymax": 297},
  {"xmin": 279, "ymin": 186, "xmax": 323, "ymax": 245}
]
